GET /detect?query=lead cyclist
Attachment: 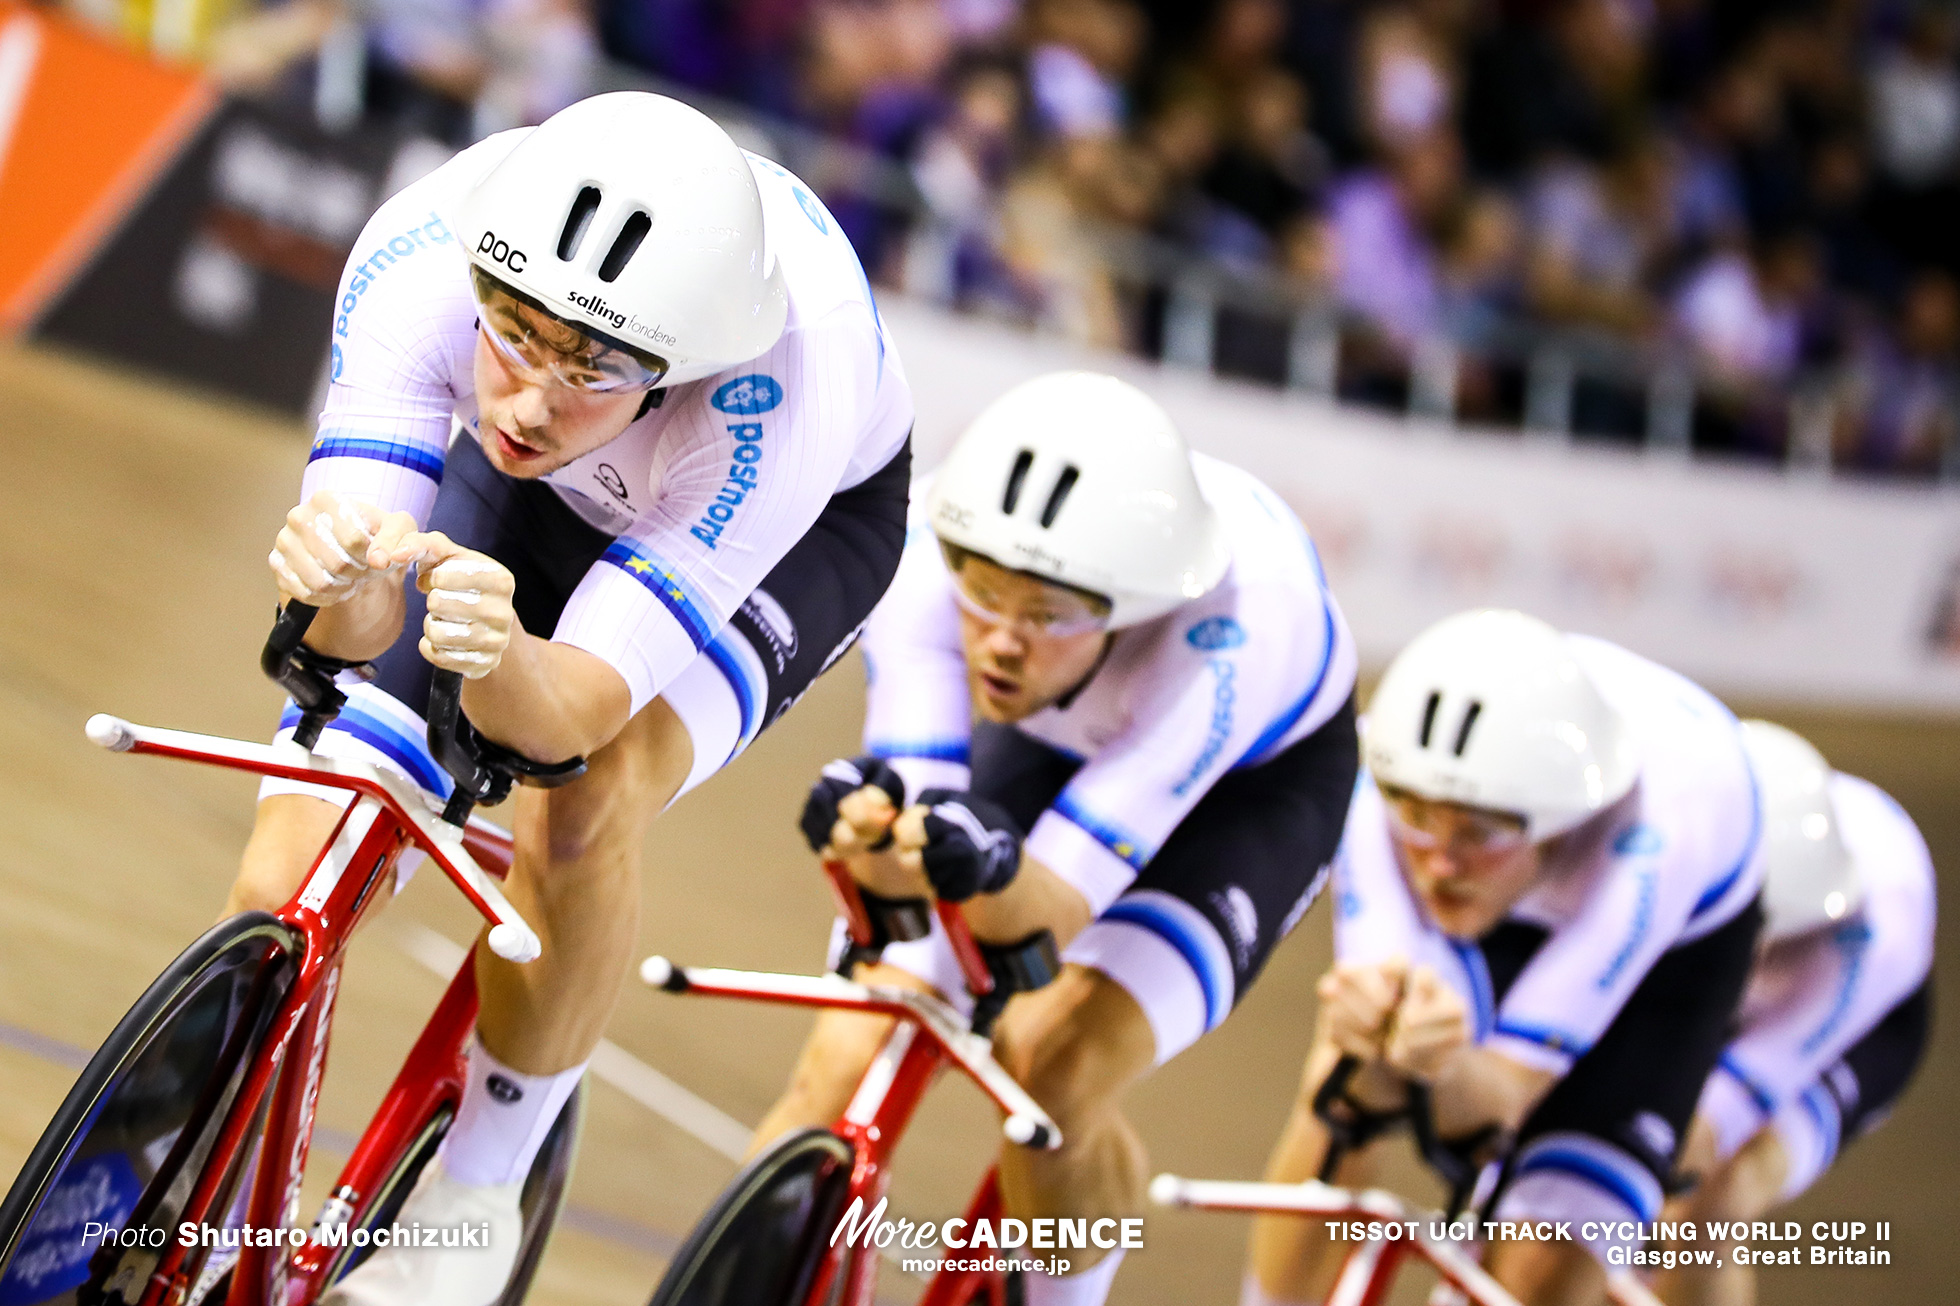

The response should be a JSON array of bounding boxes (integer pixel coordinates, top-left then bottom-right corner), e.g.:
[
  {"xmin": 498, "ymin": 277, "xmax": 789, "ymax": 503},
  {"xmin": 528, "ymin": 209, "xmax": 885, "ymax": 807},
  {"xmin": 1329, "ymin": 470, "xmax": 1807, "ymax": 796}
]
[
  {"xmin": 753, "ymin": 371, "xmax": 1361, "ymax": 1306},
  {"xmin": 229, "ymin": 92, "xmax": 914, "ymax": 1306},
  {"xmin": 1244, "ymin": 610, "xmax": 1766, "ymax": 1306}
]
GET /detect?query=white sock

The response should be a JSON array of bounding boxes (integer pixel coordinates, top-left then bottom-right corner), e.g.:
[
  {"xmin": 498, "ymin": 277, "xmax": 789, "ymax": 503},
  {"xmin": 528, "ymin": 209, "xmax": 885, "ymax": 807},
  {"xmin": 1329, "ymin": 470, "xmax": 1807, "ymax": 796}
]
[
  {"xmin": 1238, "ymin": 1271, "xmax": 1314, "ymax": 1306},
  {"xmin": 1021, "ymin": 1248, "xmax": 1124, "ymax": 1306},
  {"xmin": 438, "ymin": 1037, "xmax": 585, "ymax": 1187}
]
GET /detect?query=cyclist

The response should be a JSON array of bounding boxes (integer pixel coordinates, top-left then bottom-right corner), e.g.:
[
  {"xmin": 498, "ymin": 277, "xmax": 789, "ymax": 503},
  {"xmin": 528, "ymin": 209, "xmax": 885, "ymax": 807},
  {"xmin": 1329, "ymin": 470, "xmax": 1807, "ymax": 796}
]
[
  {"xmin": 1242, "ymin": 609, "xmax": 1764, "ymax": 1306},
  {"xmin": 231, "ymin": 91, "xmax": 912, "ymax": 1306},
  {"xmin": 1654, "ymin": 720, "xmax": 1934, "ymax": 1306},
  {"xmin": 751, "ymin": 370, "xmax": 1361, "ymax": 1306}
]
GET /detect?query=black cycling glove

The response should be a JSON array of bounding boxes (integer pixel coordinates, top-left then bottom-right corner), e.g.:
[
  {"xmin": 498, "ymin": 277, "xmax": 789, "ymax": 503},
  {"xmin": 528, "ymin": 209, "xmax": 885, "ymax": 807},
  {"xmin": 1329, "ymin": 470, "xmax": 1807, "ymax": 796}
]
[
  {"xmin": 800, "ymin": 755, "xmax": 907, "ymax": 854},
  {"xmin": 914, "ymin": 789, "xmax": 1024, "ymax": 902}
]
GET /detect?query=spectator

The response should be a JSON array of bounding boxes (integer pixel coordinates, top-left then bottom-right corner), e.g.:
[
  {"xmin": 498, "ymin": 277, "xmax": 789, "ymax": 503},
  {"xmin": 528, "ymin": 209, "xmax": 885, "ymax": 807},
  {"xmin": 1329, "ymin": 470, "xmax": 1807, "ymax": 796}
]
[
  {"xmin": 1327, "ymin": 126, "xmax": 1462, "ymax": 351},
  {"xmin": 1673, "ymin": 230, "xmax": 1822, "ymax": 390},
  {"xmin": 1025, "ymin": 0, "xmax": 1147, "ymax": 139},
  {"xmin": 1200, "ymin": 69, "xmax": 1329, "ymax": 244},
  {"xmin": 1461, "ymin": 0, "xmax": 1644, "ymax": 178},
  {"xmin": 1869, "ymin": 6, "xmax": 1960, "ymax": 189},
  {"xmin": 999, "ymin": 134, "xmax": 1163, "ymax": 346},
  {"xmin": 209, "ymin": 0, "xmax": 596, "ymax": 142},
  {"xmin": 1840, "ymin": 270, "xmax": 1960, "ymax": 472},
  {"xmin": 1357, "ymin": 5, "xmax": 1454, "ymax": 160},
  {"xmin": 1867, "ymin": 5, "xmax": 1960, "ymax": 276},
  {"xmin": 1523, "ymin": 134, "xmax": 1677, "ymax": 336},
  {"xmin": 901, "ymin": 56, "xmax": 1029, "ymax": 305}
]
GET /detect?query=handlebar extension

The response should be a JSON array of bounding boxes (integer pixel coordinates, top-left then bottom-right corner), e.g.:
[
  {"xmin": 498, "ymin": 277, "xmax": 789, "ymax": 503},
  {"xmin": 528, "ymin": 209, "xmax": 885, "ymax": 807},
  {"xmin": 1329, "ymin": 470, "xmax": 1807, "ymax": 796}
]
[{"xmin": 260, "ymin": 604, "xmax": 588, "ymax": 826}]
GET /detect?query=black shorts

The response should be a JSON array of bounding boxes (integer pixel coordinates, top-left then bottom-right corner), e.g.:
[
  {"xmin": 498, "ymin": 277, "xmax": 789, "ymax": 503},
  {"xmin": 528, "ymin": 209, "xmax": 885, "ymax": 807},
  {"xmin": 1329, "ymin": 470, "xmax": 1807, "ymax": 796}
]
[
  {"xmin": 1483, "ymin": 902, "xmax": 1763, "ymax": 1223},
  {"xmin": 282, "ymin": 432, "xmax": 910, "ymax": 797},
  {"xmin": 935, "ymin": 695, "xmax": 1359, "ymax": 1061},
  {"xmin": 1823, "ymin": 977, "xmax": 1932, "ymax": 1142}
]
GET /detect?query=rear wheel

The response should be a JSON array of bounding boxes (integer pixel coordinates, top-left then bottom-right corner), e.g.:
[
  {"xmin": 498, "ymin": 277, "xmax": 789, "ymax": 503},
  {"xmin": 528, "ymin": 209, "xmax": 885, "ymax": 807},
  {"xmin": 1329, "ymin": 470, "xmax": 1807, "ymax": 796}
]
[
  {"xmin": 0, "ymin": 912, "xmax": 299, "ymax": 1305},
  {"xmin": 647, "ymin": 1128, "xmax": 856, "ymax": 1306}
]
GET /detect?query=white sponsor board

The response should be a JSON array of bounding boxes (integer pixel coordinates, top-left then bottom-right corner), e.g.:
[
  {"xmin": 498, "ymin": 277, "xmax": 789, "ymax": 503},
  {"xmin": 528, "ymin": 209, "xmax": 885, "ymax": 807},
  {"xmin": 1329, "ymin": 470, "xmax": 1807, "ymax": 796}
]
[{"xmin": 882, "ymin": 296, "xmax": 1960, "ymax": 712}]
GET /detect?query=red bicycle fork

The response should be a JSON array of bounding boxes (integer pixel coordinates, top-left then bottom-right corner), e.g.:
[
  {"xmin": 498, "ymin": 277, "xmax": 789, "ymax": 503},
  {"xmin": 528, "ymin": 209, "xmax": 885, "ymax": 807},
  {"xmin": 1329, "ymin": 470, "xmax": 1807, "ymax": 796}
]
[{"xmin": 128, "ymin": 796, "xmax": 471, "ymax": 1306}]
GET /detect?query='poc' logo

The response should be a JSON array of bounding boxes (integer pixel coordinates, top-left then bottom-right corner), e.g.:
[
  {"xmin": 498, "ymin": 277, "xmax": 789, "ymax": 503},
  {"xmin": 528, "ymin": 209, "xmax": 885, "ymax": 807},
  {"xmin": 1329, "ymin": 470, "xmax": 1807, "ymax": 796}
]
[{"xmin": 477, "ymin": 231, "xmax": 527, "ymax": 272}]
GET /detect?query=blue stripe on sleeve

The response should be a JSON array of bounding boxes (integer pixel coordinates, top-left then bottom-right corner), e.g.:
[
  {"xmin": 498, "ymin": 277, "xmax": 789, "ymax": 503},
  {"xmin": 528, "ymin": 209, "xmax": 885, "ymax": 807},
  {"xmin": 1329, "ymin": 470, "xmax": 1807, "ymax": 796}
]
[
  {"xmin": 867, "ymin": 739, "xmax": 972, "ymax": 764},
  {"xmin": 1100, "ymin": 896, "xmax": 1230, "ymax": 1029},
  {"xmin": 1447, "ymin": 938, "xmax": 1497, "ymax": 1040},
  {"xmin": 1238, "ymin": 597, "xmax": 1339, "ymax": 767},
  {"xmin": 703, "ymin": 635, "xmax": 759, "ymax": 755},
  {"xmin": 601, "ymin": 541, "xmax": 717, "ymax": 650},
  {"xmin": 308, "ymin": 435, "xmax": 446, "ymax": 484},
  {"xmin": 1717, "ymin": 1053, "xmax": 1777, "ymax": 1114},
  {"xmin": 1052, "ymin": 793, "xmax": 1153, "ymax": 870},
  {"xmin": 1492, "ymin": 1018, "xmax": 1593, "ymax": 1059}
]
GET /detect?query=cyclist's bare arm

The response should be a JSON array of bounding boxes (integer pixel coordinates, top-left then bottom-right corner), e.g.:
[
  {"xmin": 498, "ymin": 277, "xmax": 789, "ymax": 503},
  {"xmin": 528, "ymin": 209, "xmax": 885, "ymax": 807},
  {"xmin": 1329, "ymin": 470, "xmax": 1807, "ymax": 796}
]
[
  {"xmin": 826, "ymin": 787, "xmax": 1095, "ymax": 946},
  {"xmin": 1428, "ymin": 1044, "xmax": 1559, "ymax": 1139},
  {"xmin": 1247, "ymin": 1037, "xmax": 1400, "ymax": 1302}
]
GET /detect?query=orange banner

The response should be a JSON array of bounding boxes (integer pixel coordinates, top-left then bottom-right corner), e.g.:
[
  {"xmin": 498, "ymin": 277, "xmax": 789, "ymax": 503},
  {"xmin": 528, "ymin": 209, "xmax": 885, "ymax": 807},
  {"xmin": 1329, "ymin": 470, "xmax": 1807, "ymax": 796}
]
[{"xmin": 0, "ymin": 1, "xmax": 216, "ymax": 331}]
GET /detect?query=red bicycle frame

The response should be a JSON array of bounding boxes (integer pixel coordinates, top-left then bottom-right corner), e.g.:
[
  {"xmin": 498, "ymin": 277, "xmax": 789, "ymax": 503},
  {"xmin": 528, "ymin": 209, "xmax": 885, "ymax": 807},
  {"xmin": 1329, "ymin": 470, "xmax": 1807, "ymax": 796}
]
[
  {"xmin": 1147, "ymin": 1174, "xmax": 1669, "ymax": 1306},
  {"xmin": 80, "ymin": 713, "xmax": 536, "ymax": 1306},
  {"xmin": 640, "ymin": 862, "xmax": 1063, "ymax": 1306}
]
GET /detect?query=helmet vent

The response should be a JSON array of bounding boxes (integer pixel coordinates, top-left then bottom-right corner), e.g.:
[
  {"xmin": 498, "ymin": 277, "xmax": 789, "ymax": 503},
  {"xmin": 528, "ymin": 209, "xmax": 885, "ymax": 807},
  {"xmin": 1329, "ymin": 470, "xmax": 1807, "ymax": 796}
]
[
  {"xmin": 1039, "ymin": 466, "xmax": 1079, "ymax": 527},
  {"xmin": 597, "ymin": 211, "xmax": 652, "ymax": 283},
  {"xmin": 557, "ymin": 187, "xmax": 603, "ymax": 260},
  {"xmin": 1417, "ymin": 691, "xmax": 1441, "ymax": 747},
  {"xmin": 1452, "ymin": 701, "xmax": 1483, "ymax": 757},
  {"xmin": 1002, "ymin": 449, "xmax": 1035, "ymax": 513}
]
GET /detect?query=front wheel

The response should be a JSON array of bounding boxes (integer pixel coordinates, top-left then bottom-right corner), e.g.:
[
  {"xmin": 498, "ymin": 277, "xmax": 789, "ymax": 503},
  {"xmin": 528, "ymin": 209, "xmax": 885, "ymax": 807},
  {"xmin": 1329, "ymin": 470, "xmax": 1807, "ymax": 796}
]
[
  {"xmin": 647, "ymin": 1128, "xmax": 856, "ymax": 1306},
  {"xmin": 0, "ymin": 912, "xmax": 299, "ymax": 1306}
]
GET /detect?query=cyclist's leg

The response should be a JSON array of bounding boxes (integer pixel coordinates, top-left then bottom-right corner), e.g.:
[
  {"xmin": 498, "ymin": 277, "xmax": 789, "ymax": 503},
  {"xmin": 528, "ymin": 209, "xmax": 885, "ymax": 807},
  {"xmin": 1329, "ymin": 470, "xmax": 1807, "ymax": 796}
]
[
  {"xmin": 996, "ymin": 697, "xmax": 1356, "ymax": 1302},
  {"xmin": 748, "ymin": 961, "xmax": 934, "ymax": 1156},
  {"xmin": 1658, "ymin": 978, "xmax": 1931, "ymax": 1306},
  {"xmin": 1242, "ymin": 1042, "xmax": 1403, "ymax": 1306},
  {"xmin": 1483, "ymin": 902, "xmax": 1761, "ymax": 1306},
  {"xmin": 229, "ymin": 796, "xmax": 352, "ymax": 915},
  {"xmin": 1655, "ymin": 1121, "xmax": 1786, "ymax": 1306}
]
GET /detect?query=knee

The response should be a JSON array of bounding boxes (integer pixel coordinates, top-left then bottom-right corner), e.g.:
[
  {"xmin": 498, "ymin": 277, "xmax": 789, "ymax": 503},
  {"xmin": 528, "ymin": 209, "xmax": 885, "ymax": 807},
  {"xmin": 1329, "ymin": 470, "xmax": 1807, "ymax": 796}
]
[
  {"xmin": 228, "ymin": 867, "xmax": 292, "ymax": 917},
  {"xmin": 526, "ymin": 756, "xmax": 662, "ymax": 866},
  {"xmin": 996, "ymin": 981, "xmax": 1136, "ymax": 1135},
  {"xmin": 526, "ymin": 706, "xmax": 689, "ymax": 865},
  {"xmin": 1488, "ymin": 1239, "xmax": 1602, "ymax": 1305}
]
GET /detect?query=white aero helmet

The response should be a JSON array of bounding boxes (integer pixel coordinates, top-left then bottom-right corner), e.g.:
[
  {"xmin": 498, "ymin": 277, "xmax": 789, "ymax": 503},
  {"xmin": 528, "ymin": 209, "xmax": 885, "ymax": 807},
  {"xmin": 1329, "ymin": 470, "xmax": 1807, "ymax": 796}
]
[
  {"xmin": 458, "ymin": 92, "xmax": 789, "ymax": 386},
  {"xmin": 1738, "ymin": 719, "xmax": 1862, "ymax": 940},
  {"xmin": 925, "ymin": 371, "xmax": 1230, "ymax": 627},
  {"xmin": 1364, "ymin": 609, "xmax": 1639, "ymax": 839}
]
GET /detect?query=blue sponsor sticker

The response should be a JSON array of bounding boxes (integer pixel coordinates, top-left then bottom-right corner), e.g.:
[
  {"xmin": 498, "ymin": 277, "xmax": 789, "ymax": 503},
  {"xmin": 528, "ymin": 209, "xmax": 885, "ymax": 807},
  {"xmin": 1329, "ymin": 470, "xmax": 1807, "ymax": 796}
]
[
  {"xmin": 1185, "ymin": 616, "xmax": 1247, "ymax": 651},
  {"xmin": 710, "ymin": 374, "xmax": 784, "ymax": 415},
  {"xmin": 793, "ymin": 186, "xmax": 829, "ymax": 233}
]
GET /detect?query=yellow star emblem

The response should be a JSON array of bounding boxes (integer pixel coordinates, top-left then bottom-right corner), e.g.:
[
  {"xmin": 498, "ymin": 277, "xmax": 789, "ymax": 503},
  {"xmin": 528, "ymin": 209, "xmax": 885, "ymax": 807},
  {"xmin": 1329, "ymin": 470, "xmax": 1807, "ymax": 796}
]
[{"xmin": 625, "ymin": 557, "xmax": 657, "ymax": 574}]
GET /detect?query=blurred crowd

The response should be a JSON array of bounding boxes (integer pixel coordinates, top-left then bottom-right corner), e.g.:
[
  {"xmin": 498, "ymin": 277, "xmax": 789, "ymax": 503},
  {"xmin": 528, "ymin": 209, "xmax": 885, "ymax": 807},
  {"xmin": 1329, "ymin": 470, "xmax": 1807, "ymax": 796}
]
[{"xmin": 184, "ymin": 0, "xmax": 1960, "ymax": 469}]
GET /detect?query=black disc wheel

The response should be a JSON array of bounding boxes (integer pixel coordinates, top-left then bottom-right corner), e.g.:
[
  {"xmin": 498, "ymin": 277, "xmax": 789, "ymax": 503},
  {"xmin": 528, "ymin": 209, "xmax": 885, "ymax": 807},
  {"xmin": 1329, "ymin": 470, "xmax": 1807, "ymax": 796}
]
[
  {"xmin": 0, "ymin": 912, "xmax": 299, "ymax": 1306},
  {"xmin": 321, "ymin": 1084, "xmax": 584, "ymax": 1305},
  {"xmin": 648, "ymin": 1128, "xmax": 856, "ymax": 1306}
]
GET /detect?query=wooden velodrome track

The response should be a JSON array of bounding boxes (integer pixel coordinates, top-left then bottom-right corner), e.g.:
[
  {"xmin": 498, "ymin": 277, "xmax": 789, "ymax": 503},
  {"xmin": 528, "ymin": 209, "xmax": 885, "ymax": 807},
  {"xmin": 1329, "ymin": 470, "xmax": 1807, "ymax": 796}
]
[{"xmin": 0, "ymin": 340, "xmax": 1954, "ymax": 1304}]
